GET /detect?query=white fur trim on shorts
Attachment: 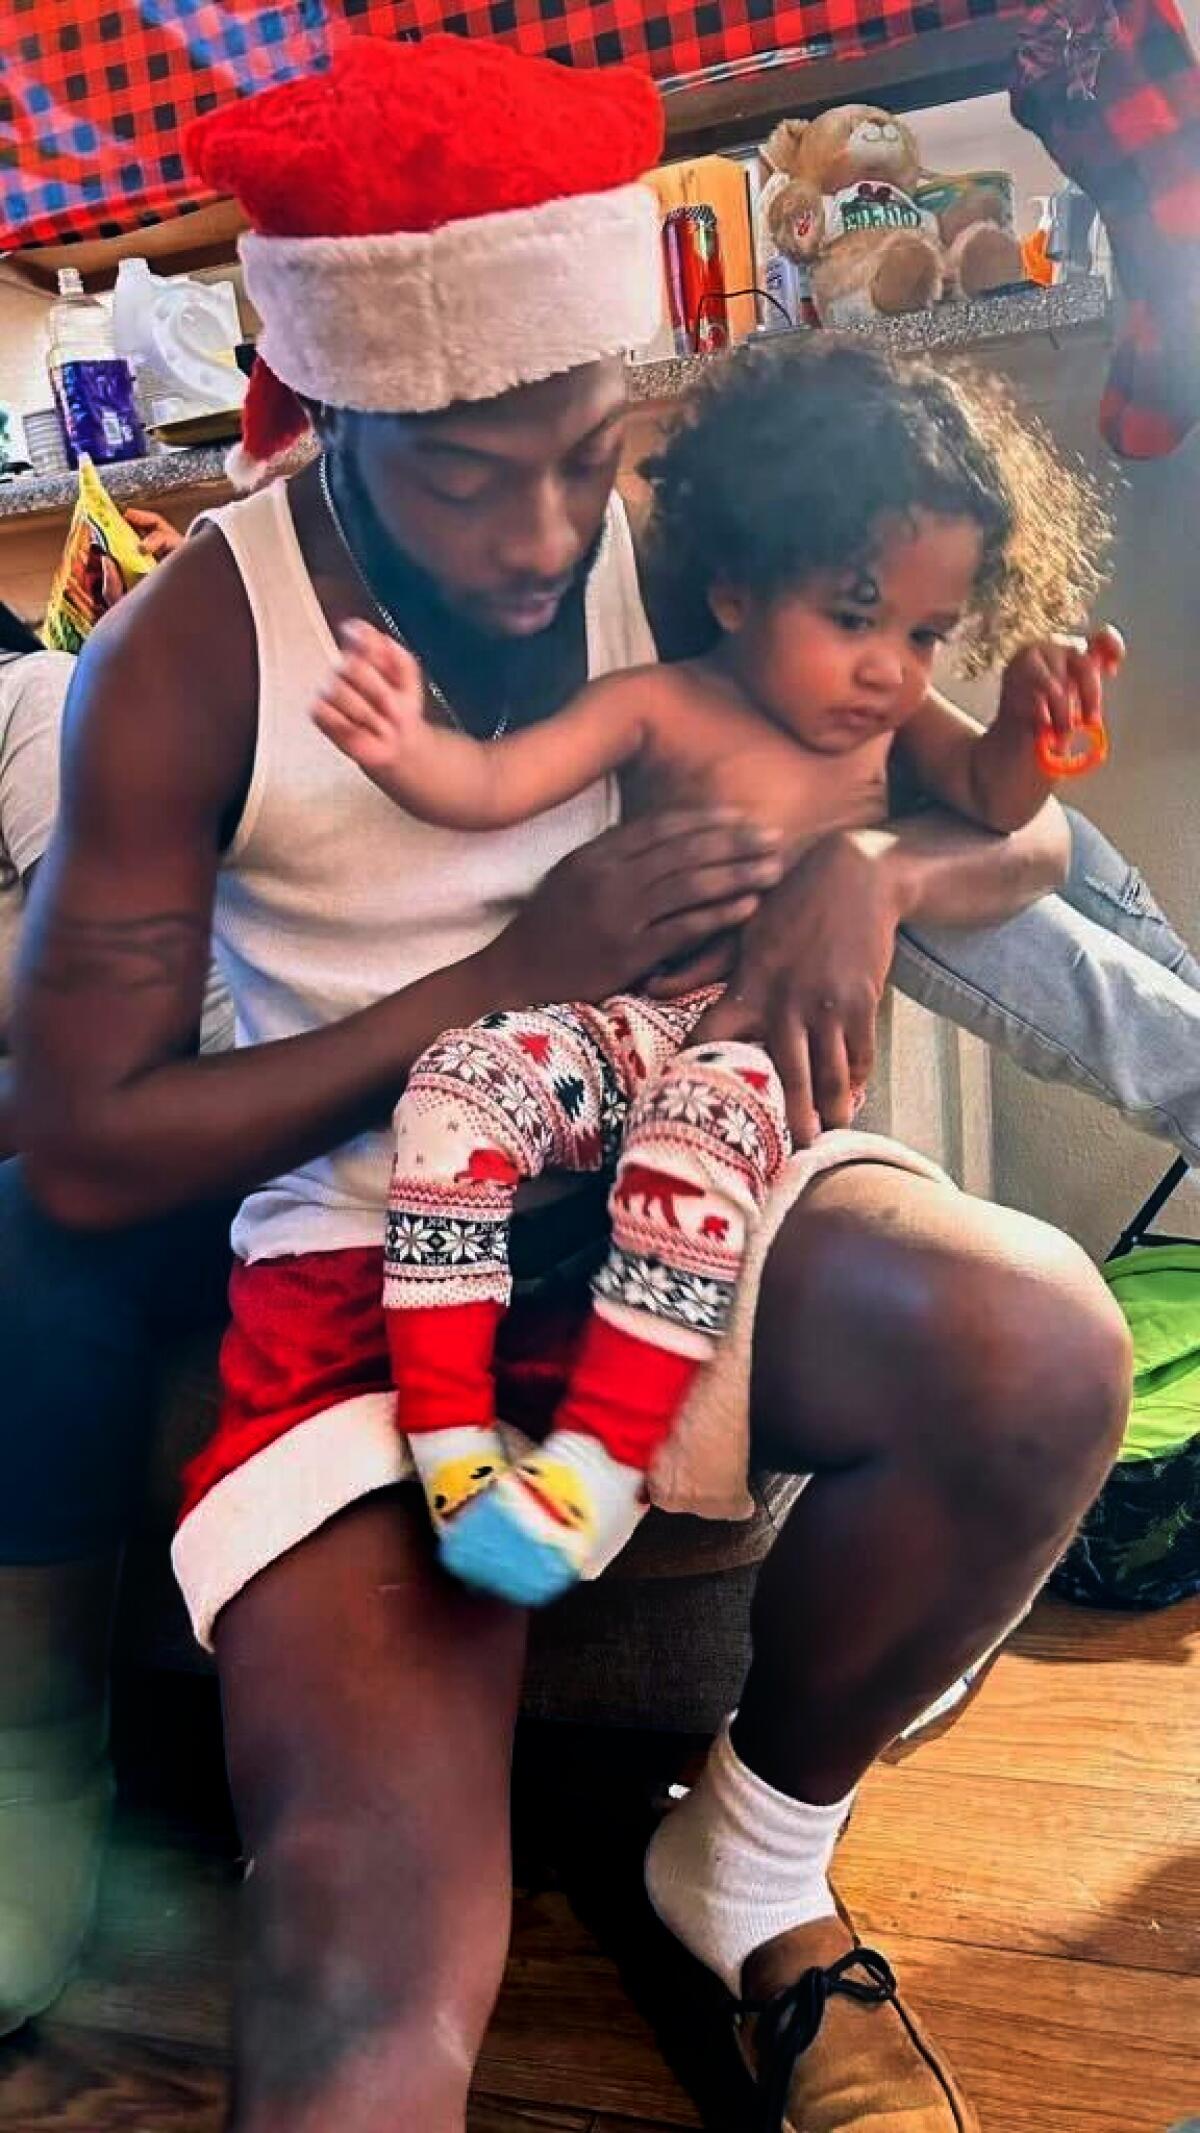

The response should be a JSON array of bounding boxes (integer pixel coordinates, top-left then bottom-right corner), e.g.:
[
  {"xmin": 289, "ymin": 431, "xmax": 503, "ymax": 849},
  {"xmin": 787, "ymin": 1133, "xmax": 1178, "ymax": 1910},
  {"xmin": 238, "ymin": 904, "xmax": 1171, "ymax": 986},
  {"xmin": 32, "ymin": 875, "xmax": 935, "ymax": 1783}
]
[{"xmin": 173, "ymin": 1130, "xmax": 950, "ymax": 1647}]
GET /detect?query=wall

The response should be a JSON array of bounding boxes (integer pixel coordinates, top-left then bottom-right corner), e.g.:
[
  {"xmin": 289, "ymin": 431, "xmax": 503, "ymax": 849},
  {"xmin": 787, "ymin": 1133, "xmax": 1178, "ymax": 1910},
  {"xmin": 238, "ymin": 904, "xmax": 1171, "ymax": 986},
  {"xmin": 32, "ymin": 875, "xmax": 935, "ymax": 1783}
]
[
  {"xmin": 0, "ymin": 270, "xmax": 54, "ymax": 415},
  {"xmin": 945, "ymin": 332, "xmax": 1200, "ymax": 1258},
  {"xmin": 909, "ymin": 79, "xmax": 1199, "ymax": 1258}
]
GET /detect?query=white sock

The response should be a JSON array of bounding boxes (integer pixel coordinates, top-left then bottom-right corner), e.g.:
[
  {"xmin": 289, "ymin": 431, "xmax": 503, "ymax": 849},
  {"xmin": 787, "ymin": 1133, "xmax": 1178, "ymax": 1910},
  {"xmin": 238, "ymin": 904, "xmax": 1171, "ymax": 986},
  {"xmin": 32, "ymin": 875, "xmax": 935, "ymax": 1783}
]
[
  {"xmin": 503, "ymin": 1429, "xmax": 645, "ymax": 1573},
  {"xmin": 645, "ymin": 1720, "xmax": 855, "ymax": 1998},
  {"xmin": 409, "ymin": 1422, "xmax": 506, "ymax": 1533}
]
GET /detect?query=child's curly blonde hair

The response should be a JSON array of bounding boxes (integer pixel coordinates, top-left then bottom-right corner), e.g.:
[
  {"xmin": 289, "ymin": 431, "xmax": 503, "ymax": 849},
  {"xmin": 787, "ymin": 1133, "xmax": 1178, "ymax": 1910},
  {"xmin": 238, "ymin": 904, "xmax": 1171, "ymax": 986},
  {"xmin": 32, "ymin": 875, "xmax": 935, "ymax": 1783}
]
[{"xmin": 643, "ymin": 336, "xmax": 1111, "ymax": 675}]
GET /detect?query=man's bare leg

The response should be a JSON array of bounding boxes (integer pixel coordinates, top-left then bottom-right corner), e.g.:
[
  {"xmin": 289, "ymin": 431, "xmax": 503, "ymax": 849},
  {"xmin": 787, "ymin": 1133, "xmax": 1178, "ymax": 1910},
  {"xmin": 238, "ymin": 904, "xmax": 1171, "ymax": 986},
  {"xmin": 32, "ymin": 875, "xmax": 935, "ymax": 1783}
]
[
  {"xmin": 216, "ymin": 1488, "xmax": 527, "ymax": 2133},
  {"xmin": 648, "ymin": 1164, "xmax": 1130, "ymax": 2127},
  {"xmin": 739, "ymin": 1164, "xmax": 1131, "ymax": 1807}
]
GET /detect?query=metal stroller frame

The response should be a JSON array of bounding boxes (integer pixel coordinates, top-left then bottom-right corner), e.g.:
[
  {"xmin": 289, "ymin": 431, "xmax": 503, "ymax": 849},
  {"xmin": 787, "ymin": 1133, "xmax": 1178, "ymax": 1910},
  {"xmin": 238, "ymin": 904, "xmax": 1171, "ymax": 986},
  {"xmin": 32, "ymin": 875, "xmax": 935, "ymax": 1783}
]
[{"xmin": 1109, "ymin": 1157, "xmax": 1194, "ymax": 1263}]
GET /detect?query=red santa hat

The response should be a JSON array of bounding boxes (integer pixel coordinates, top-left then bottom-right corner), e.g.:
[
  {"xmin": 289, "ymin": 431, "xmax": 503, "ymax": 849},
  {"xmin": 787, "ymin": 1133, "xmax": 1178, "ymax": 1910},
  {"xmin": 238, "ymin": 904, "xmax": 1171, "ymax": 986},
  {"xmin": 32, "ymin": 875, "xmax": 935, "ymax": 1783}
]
[{"xmin": 186, "ymin": 36, "xmax": 665, "ymax": 488}]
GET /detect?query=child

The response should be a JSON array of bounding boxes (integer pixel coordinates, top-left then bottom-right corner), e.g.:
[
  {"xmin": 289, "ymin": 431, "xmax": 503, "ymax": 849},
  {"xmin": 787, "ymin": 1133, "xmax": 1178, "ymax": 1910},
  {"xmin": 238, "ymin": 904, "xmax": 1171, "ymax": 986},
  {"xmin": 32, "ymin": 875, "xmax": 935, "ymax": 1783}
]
[{"xmin": 313, "ymin": 337, "xmax": 1120, "ymax": 1607}]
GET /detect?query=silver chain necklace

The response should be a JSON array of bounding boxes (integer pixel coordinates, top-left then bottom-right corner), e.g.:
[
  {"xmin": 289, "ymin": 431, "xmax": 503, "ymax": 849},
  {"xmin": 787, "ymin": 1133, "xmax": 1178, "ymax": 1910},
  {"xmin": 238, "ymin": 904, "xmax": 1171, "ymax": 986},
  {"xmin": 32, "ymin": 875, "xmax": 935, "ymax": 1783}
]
[{"xmin": 318, "ymin": 455, "xmax": 509, "ymax": 743}]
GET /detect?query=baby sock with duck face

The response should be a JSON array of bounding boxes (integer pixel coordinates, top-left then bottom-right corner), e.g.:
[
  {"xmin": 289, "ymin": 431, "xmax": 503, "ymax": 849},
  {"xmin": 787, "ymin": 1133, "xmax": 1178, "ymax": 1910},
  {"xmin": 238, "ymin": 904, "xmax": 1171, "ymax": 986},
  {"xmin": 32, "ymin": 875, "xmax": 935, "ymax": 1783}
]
[
  {"xmin": 392, "ymin": 1302, "xmax": 510, "ymax": 1539},
  {"xmin": 439, "ymin": 1320, "xmax": 704, "ymax": 1604}
]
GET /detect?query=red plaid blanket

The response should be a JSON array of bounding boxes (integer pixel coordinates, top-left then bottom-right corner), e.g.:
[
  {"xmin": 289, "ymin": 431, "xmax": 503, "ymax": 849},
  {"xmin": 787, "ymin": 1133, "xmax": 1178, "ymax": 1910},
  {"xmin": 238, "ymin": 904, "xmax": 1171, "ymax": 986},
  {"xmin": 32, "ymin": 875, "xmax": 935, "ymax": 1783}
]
[{"xmin": 2, "ymin": 0, "xmax": 1022, "ymax": 251}]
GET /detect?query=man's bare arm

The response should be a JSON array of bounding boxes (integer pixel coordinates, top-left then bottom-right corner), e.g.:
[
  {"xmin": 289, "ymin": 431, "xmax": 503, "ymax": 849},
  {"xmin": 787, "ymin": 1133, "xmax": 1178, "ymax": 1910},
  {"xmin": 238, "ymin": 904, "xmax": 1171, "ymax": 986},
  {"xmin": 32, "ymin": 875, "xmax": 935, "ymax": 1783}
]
[
  {"xmin": 873, "ymin": 796, "xmax": 1071, "ymax": 926},
  {"xmin": 12, "ymin": 533, "xmax": 534, "ymax": 1229},
  {"xmin": 699, "ymin": 800, "xmax": 1069, "ymax": 1143}
]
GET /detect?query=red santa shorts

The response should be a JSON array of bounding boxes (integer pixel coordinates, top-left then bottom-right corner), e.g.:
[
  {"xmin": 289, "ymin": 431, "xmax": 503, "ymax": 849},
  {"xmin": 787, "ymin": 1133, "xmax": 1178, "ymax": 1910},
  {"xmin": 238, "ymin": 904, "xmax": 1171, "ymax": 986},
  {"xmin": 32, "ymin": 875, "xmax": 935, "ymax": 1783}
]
[{"xmin": 172, "ymin": 1133, "xmax": 950, "ymax": 1648}]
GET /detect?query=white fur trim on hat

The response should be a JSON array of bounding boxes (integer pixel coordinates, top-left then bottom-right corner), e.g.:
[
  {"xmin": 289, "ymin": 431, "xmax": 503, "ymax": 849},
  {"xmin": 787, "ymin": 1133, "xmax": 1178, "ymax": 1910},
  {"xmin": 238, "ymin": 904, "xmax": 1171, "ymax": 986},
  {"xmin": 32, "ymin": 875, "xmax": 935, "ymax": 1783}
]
[{"xmin": 241, "ymin": 182, "xmax": 662, "ymax": 415}]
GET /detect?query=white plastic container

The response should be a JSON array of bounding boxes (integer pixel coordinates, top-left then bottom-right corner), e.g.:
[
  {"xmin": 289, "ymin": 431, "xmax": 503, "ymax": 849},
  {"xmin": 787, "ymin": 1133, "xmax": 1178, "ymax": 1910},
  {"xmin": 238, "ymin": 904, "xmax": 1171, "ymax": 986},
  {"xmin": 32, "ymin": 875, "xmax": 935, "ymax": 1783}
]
[{"xmin": 113, "ymin": 257, "xmax": 246, "ymax": 429}]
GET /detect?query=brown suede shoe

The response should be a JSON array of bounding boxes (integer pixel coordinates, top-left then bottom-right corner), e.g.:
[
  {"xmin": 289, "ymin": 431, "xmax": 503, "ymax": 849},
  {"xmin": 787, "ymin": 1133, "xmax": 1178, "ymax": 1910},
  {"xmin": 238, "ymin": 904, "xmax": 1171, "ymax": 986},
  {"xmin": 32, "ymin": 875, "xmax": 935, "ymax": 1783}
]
[{"xmin": 737, "ymin": 1914, "xmax": 979, "ymax": 2132}]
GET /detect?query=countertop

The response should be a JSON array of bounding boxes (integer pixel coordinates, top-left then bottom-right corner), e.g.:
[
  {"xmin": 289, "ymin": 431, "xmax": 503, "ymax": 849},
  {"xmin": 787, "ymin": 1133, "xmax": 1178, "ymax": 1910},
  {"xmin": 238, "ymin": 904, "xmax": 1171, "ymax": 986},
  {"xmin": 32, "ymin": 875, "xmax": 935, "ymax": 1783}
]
[
  {"xmin": 0, "ymin": 279, "xmax": 1110, "ymax": 525},
  {"xmin": 0, "ymin": 441, "xmax": 233, "ymax": 524},
  {"xmin": 627, "ymin": 276, "xmax": 1111, "ymax": 401}
]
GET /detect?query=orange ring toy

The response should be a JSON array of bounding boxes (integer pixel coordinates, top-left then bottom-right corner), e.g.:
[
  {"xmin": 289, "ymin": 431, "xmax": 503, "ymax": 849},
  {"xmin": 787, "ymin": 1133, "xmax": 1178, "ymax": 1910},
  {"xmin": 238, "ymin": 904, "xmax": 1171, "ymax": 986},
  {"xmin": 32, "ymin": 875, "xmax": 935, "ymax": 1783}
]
[{"xmin": 1036, "ymin": 717, "xmax": 1109, "ymax": 779}]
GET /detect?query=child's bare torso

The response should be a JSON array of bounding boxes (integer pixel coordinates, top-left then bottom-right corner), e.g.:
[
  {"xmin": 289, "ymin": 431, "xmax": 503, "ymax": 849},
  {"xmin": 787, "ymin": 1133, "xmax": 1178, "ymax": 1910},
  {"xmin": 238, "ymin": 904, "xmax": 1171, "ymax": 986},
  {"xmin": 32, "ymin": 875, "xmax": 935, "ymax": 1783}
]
[{"xmin": 616, "ymin": 659, "xmax": 892, "ymax": 854}]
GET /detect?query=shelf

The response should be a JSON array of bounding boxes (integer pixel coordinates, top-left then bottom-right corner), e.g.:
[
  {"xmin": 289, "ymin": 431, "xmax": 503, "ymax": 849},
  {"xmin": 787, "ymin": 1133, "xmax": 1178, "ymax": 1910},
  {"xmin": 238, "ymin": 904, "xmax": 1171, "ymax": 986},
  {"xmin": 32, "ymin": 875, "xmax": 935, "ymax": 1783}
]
[
  {"xmin": 3, "ymin": 202, "xmax": 247, "ymax": 296},
  {"xmin": 628, "ymin": 277, "xmax": 1111, "ymax": 403},
  {"xmin": 660, "ymin": 15, "xmax": 1023, "ymax": 159}
]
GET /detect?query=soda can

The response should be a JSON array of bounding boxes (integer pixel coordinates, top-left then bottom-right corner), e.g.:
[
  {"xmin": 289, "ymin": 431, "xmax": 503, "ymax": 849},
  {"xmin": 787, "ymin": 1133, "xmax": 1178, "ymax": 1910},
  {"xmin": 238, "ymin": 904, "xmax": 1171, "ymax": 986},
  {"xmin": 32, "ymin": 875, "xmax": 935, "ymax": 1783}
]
[
  {"xmin": 763, "ymin": 251, "xmax": 820, "ymax": 332},
  {"xmin": 662, "ymin": 205, "xmax": 729, "ymax": 356}
]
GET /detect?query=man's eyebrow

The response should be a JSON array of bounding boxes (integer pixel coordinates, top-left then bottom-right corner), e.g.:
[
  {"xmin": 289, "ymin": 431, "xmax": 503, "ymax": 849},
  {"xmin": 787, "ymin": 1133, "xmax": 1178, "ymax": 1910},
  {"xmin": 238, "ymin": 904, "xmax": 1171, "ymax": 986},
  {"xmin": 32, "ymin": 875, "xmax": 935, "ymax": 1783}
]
[
  {"xmin": 415, "ymin": 407, "xmax": 625, "ymax": 467},
  {"xmin": 414, "ymin": 437, "xmax": 502, "ymax": 466},
  {"xmin": 568, "ymin": 409, "xmax": 627, "ymax": 448}
]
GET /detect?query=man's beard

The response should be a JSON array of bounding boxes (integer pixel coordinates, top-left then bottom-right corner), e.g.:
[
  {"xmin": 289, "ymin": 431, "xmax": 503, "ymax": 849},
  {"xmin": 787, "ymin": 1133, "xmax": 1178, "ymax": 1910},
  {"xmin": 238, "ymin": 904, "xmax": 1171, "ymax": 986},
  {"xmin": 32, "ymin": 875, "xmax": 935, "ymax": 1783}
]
[
  {"xmin": 338, "ymin": 459, "xmax": 604, "ymax": 734},
  {"xmin": 340, "ymin": 454, "xmax": 603, "ymax": 633}
]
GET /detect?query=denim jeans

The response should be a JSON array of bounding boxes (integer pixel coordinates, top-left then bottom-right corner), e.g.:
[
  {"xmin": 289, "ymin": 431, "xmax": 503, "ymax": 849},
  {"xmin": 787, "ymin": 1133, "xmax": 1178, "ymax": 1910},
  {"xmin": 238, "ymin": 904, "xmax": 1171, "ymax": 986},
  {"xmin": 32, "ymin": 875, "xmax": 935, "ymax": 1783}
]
[
  {"xmin": 0, "ymin": 1162, "xmax": 233, "ymax": 1562},
  {"xmin": 1, "ymin": 811, "xmax": 1196, "ymax": 1564},
  {"xmin": 1062, "ymin": 809, "xmax": 1200, "ymax": 989},
  {"xmin": 895, "ymin": 808, "xmax": 1200, "ymax": 1167}
]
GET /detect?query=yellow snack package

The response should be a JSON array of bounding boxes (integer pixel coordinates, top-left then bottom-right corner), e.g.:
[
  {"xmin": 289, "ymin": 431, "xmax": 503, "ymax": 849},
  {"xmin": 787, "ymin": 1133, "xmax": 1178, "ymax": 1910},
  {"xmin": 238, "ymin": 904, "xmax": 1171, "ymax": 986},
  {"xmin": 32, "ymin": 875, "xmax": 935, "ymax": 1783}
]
[{"xmin": 41, "ymin": 456, "xmax": 157, "ymax": 655}]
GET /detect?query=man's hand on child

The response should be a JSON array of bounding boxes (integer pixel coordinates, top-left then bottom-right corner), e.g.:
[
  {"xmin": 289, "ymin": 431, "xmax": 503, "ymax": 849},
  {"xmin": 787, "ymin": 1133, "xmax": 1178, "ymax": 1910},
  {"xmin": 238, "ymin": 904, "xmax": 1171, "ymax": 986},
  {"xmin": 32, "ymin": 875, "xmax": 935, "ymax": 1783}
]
[
  {"xmin": 997, "ymin": 626, "xmax": 1125, "ymax": 754},
  {"xmin": 698, "ymin": 829, "xmax": 895, "ymax": 1147},
  {"xmin": 311, "ymin": 618, "xmax": 427, "ymax": 777},
  {"xmin": 485, "ymin": 813, "xmax": 784, "ymax": 1009}
]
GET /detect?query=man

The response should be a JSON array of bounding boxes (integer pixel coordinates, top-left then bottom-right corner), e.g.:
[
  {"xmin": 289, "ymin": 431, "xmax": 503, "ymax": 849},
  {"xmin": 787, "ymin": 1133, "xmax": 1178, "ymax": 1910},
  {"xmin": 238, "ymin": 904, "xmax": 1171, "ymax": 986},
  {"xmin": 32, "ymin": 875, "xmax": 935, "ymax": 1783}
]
[{"xmin": 3, "ymin": 35, "xmax": 1140, "ymax": 2133}]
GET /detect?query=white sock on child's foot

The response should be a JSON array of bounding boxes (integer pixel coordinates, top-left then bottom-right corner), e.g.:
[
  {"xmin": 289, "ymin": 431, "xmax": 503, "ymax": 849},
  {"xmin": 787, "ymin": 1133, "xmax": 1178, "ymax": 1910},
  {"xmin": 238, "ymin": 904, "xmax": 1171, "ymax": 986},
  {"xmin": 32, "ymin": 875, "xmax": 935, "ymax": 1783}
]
[
  {"xmin": 408, "ymin": 1423, "xmax": 507, "ymax": 1535},
  {"xmin": 644, "ymin": 1720, "xmax": 855, "ymax": 1997},
  {"xmin": 503, "ymin": 1428, "xmax": 644, "ymax": 1575}
]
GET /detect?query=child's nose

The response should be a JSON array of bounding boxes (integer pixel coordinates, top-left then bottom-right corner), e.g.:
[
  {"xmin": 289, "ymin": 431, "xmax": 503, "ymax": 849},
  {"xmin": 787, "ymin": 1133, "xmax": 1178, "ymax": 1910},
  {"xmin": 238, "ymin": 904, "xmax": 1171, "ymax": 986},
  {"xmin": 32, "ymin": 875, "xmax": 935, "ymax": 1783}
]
[{"xmin": 856, "ymin": 642, "xmax": 907, "ymax": 693}]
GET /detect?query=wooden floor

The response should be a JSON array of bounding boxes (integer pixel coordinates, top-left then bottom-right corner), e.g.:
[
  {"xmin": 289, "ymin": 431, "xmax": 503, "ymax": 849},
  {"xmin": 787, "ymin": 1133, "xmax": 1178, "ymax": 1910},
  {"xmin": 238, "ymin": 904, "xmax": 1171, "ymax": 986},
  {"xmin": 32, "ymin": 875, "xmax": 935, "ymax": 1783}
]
[{"xmin": 1, "ymin": 1596, "xmax": 1198, "ymax": 2133}]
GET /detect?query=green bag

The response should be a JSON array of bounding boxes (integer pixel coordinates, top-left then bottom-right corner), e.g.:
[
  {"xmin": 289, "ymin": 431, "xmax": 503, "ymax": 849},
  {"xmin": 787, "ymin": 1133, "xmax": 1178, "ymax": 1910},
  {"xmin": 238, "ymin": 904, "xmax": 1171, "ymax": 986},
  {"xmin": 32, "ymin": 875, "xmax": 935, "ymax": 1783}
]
[{"xmin": 1052, "ymin": 1242, "xmax": 1200, "ymax": 1611}]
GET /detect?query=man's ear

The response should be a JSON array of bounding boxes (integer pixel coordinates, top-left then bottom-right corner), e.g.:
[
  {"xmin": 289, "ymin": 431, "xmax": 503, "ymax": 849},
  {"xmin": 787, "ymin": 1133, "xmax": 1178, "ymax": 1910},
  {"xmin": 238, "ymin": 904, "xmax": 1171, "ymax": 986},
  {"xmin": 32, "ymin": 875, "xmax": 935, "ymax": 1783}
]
[{"xmin": 708, "ymin": 579, "xmax": 751, "ymax": 634}]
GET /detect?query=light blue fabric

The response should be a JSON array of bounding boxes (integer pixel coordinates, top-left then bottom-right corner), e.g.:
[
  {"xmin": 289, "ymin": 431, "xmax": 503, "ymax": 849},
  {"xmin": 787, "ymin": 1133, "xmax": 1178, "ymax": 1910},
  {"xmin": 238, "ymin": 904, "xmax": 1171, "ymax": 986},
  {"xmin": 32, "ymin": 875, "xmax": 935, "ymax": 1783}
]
[
  {"xmin": 441, "ymin": 1495, "xmax": 577, "ymax": 1606},
  {"xmin": 895, "ymin": 810, "xmax": 1200, "ymax": 1167}
]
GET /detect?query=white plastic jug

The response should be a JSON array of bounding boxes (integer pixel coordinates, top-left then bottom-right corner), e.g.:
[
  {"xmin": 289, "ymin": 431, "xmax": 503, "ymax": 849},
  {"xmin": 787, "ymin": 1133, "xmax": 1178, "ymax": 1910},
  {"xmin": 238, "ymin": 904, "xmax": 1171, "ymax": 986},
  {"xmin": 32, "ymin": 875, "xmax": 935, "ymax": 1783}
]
[{"xmin": 113, "ymin": 257, "xmax": 246, "ymax": 426}]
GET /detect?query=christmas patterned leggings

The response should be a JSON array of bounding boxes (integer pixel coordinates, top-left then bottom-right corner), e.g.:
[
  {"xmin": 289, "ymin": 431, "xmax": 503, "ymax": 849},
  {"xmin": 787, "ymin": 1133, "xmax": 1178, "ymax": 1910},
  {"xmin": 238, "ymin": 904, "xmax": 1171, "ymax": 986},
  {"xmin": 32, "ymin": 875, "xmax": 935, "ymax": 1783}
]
[{"xmin": 384, "ymin": 986, "xmax": 790, "ymax": 1605}]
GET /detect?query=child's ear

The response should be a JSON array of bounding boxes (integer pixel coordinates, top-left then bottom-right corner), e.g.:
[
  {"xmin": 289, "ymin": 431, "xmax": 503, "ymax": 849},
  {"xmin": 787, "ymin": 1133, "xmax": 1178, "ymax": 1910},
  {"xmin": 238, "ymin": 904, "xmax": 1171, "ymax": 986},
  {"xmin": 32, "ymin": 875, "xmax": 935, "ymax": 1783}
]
[{"xmin": 708, "ymin": 580, "xmax": 750, "ymax": 634}]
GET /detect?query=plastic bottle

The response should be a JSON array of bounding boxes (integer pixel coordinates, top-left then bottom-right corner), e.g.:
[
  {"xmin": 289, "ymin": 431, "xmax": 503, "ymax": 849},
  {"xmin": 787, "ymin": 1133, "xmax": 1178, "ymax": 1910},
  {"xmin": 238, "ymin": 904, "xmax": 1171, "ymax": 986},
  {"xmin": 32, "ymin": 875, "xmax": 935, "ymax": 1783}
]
[
  {"xmin": 111, "ymin": 257, "xmax": 174, "ymax": 428},
  {"xmin": 46, "ymin": 268, "xmax": 144, "ymax": 468},
  {"xmin": 1048, "ymin": 183, "xmax": 1099, "ymax": 278}
]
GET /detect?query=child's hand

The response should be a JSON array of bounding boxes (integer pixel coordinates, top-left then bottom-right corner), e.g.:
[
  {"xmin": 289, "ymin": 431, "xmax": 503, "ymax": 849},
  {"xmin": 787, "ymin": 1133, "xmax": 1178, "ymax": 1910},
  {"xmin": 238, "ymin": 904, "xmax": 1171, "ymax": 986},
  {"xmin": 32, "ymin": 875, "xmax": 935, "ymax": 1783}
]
[
  {"xmin": 997, "ymin": 626, "xmax": 1125, "ymax": 757},
  {"xmin": 311, "ymin": 618, "xmax": 427, "ymax": 777},
  {"xmin": 123, "ymin": 507, "xmax": 184, "ymax": 561}
]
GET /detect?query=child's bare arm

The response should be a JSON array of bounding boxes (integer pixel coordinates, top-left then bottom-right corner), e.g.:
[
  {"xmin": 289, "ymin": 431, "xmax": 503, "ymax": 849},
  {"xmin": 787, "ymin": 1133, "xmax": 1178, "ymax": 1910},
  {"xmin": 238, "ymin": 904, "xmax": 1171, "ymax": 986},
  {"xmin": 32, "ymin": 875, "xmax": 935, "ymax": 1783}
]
[
  {"xmin": 898, "ymin": 628, "xmax": 1123, "ymax": 834},
  {"xmin": 312, "ymin": 620, "xmax": 651, "ymax": 829}
]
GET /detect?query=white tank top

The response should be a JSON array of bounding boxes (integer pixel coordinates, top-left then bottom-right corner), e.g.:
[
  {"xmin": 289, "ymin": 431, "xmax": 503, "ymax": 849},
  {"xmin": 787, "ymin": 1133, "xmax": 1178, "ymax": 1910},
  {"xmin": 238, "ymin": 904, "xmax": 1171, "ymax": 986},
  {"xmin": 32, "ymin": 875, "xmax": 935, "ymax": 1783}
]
[{"xmin": 207, "ymin": 479, "xmax": 656, "ymax": 1263}]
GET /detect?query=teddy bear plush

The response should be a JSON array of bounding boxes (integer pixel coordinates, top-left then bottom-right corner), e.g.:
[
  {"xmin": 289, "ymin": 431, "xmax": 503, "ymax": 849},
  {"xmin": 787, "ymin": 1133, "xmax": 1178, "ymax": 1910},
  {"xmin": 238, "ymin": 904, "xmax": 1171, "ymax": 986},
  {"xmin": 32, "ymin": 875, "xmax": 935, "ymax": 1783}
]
[{"xmin": 758, "ymin": 105, "xmax": 1023, "ymax": 328}]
